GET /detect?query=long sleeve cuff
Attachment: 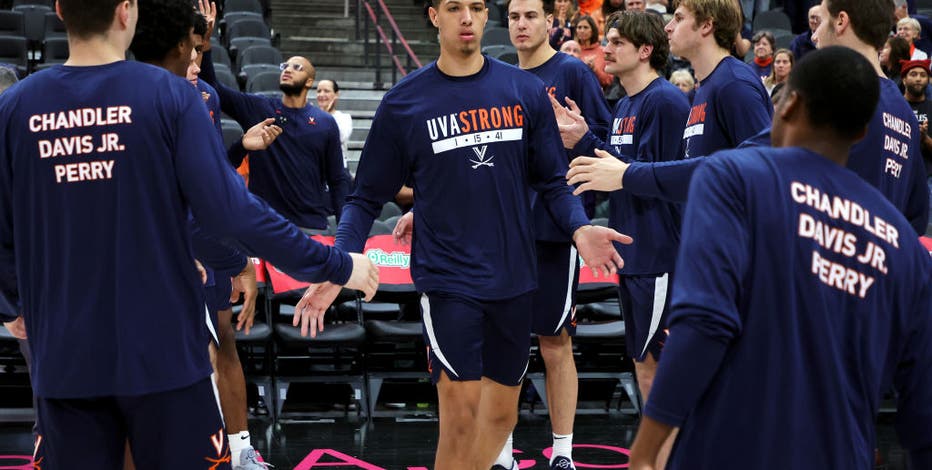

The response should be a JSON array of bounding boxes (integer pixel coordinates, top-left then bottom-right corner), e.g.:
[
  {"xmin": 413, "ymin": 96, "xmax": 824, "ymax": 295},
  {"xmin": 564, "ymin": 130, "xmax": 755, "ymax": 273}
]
[
  {"xmin": 571, "ymin": 131, "xmax": 602, "ymax": 157},
  {"xmin": 643, "ymin": 320, "xmax": 730, "ymax": 427}
]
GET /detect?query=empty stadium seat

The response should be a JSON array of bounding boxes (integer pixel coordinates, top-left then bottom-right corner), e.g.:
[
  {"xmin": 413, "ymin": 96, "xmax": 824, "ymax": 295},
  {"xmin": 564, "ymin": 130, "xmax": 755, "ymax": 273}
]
[
  {"xmin": 0, "ymin": 11, "xmax": 25, "ymax": 37},
  {"xmin": 245, "ymin": 70, "xmax": 280, "ymax": 93},
  {"xmin": 0, "ymin": 36, "xmax": 29, "ymax": 77}
]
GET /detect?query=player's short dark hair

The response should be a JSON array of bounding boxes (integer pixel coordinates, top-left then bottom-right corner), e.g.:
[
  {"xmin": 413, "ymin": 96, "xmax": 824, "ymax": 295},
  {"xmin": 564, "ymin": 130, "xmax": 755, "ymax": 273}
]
[
  {"xmin": 671, "ymin": 0, "xmax": 741, "ymax": 51},
  {"xmin": 505, "ymin": 0, "xmax": 555, "ymax": 15},
  {"xmin": 786, "ymin": 46, "xmax": 879, "ymax": 140},
  {"xmin": 129, "ymin": 0, "xmax": 197, "ymax": 62},
  {"xmin": 824, "ymin": 0, "xmax": 894, "ymax": 50},
  {"xmin": 57, "ymin": 0, "xmax": 130, "ymax": 39},
  {"xmin": 605, "ymin": 10, "xmax": 669, "ymax": 71}
]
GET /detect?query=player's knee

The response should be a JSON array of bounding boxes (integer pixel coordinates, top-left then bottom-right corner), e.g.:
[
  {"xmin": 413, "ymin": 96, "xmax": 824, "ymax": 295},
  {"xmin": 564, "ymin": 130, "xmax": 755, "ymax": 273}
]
[
  {"xmin": 538, "ymin": 334, "xmax": 572, "ymax": 364},
  {"xmin": 485, "ymin": 405, "xmax": 518, "ymax": 432},
  {"xmin": 441, "ymin": 406, "xmax": 480, "ymax": 438}
]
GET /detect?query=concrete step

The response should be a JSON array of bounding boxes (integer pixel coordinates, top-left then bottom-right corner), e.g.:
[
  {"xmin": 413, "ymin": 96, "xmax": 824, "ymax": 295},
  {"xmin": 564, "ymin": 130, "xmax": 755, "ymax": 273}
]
[{"xmin": 280, "ymin": 37, "xmax": 438, "ymax": 56}]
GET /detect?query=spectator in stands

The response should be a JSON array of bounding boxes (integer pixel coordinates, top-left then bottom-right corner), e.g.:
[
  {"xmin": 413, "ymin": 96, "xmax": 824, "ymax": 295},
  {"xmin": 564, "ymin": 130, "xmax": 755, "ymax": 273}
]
[
  {"xmin": 901, "ymin": 59, "xmax": 932, "ymax": 213},
  {"xmin": 576, "ymin": 15, "xmax": 614, "ymax": 90},
  {"xmin": 749, "ymin": 30, "xmax": 775, "ymax": 81},
  {"xmin": 898, "ymin": 17, "xmax": 928, "ymax": 59},
  {"xmin": 599, "ymin": 0, "xmax": 624, "ymax": 34},
  {"xmin": 316, "ymin": 79, "xmax": 353, "ymax": 168},
  {"xmin": 560, "ymin": 38, "xmax": 582, "ymax": 57},
  {"xmin": 763, "ymin": 48, "xmax": 793, "ymax": 95},
  {"xmin": 669, "ymin": 68, "xmax": 696, "ymax": 102},
  {"xmin": 880, "ymin": 35, "xmax": 911, "ymax": 86},
  {"xmin": 549, "ymin": 0, "xmax": 577, "ymax": 49},
  {"xmin": 0, "ymin": 67, "xmax": 15, "ymax": 91},
  {"xmin": 625, "ymin": 0, "xmax": 646, "ymax": 11},
  {"xmin": 789, "ymin": 4, "xmax": 819, "ymax": 60},
  {"xmin": 198, "ymin": 10, "xmax": 349, "ymax": 233}
]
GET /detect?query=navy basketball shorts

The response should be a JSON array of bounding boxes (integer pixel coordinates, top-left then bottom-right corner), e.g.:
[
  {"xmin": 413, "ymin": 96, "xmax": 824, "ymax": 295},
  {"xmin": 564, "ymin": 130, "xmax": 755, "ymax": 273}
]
[
  {"xmin": 531, "ymin": 241, "xmax": 580, "ymax": 336},
  {"xmin": 34, "ymin": 377, "xmax": 231, "ymax": 470},
  {"xmin": 420, "ymin": 291, "xmax": 533, "ymax": 386},
  {"xmin": 617, "ymin": 273, "xmax": 672, "ymax": 362}
]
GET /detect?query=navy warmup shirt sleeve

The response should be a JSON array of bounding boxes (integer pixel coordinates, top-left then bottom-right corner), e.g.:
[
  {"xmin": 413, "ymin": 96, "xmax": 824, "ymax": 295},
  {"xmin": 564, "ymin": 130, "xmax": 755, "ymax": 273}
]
[{"xmin": 620, "ymin": 127, "xmax": 771, "ymax": 202}]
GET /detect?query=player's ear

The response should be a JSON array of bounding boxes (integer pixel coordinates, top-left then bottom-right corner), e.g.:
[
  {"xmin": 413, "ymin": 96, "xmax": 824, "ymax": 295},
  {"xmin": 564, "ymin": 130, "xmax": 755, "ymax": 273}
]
[
  {"xmin": 778, "ymin": 89, "xmax": 800, "ymax": 122},
  {"xmin": 429, "ymin": 6, "xmax": 440, "ymax": 28}
]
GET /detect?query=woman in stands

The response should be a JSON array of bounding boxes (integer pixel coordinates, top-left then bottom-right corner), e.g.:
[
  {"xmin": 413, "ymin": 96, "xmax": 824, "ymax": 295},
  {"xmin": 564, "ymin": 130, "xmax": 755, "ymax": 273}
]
[
  {"xmin": 748, "ymin": 30, "xmax": 775, "ymax": 82},
  {"xmin": 549, "ymin": 0, "xmax": 577, "ymax": 49},
  {"xmin": 575, "ymin": 15, "xmax": 613, "ymax": 91},
  {"xmin": 316, "ymin": 79, "xmax": 353, "ymax": 168},
  {"xmin": 763, "ymin": 48, "xmax": 793, "ymax": 96},
  {"xmin": 880, "ymin": 36, "xmax": 911, "ymax": 88}
]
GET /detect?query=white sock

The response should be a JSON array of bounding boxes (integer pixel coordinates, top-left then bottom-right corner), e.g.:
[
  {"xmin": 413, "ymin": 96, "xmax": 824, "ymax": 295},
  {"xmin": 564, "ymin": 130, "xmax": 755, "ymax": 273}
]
[
  {"xmin": 551, "ymin": 432, "xmax": 573, "ymax": 463},
  {"xmin": 228, "ymin": 431, "xmax": 251, "ymax": 463},
  {"xmin": 494, "ymin": 433, "xmax": 514, "ymax": 467}
]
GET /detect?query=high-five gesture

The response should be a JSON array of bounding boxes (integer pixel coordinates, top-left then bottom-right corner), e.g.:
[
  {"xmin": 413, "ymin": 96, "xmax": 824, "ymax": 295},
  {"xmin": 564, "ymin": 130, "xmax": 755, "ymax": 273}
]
[
  {"xmin": 291, "ymin": 252, "xmax": 379, "ymax": 337},
  {"xmin": 566, "ymin": 149, "xmax": 630, "ymax": 195},
  {"xmin": 572, "ymin": 225, "xmax": 632, "ymax": 277},
  {"xmin": 549, "ymin": 94, "xmax": 589, "ymax": 149}
]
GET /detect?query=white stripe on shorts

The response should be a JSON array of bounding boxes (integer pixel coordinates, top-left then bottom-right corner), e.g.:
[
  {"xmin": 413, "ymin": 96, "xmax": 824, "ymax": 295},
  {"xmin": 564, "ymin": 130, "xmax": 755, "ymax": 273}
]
[
  {"xmin": 641, "ymin": 273, "xmax": 669, "ymax": 358},
  {"xmin": 554, "ymin": 245, "xmax": 579, "ymax": 334},
  {"xmin": 210, "ymin": 372, "xmax": 226, "ymax": 427},
  {"xmin": 421, "ymin": 294, "xmax": 459, "ymax": 378},
  {"xmin": 204, "ymin": 304, "xmax": 219, "ymax": 344}
]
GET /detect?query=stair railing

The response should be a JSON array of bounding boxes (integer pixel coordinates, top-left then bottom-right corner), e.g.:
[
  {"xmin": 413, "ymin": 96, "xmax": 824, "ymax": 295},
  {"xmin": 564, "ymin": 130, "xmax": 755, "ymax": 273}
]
[{"xmin": 355, "ymin": 0, "xmax": 423, "ymax": 88}]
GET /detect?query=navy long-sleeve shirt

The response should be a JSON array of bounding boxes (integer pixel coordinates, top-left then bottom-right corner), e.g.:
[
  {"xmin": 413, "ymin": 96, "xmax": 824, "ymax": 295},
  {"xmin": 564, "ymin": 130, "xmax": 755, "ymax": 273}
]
[
  {"xmin": 646, "ymin": 147, "xmax": 932, "ymax": 468},
  {"xmin": 681, "ymin": 56, "xmax": 772, "ymax": 159},
  {"xmin": 622, "ymin": 78, "xmax": 931, "ymax": 234},
  {"xmin": 572, "ymin": 78, "xmax": 689, "ymax": 274},
  {"xmin": 336, "ymin": 57, "xmax": 591, "ymax": 300},
  {"xmin": 200, "ymin": 50, "xmax": 349, "ymax": 230},
  {"xmin": 0, "ymin": 62, "xmax": 353, "ymax": 398},
  {"xmin": 526, "ymin": 51, "xmax": 611, "ymax": 242}
]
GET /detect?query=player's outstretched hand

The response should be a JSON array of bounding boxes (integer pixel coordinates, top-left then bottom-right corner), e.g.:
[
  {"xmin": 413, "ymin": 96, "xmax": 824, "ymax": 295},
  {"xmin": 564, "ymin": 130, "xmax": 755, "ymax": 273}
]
[
  {"xmin": 3, "ymin": 316, "xmax": 26, "ymax": 340},
  {"xmin": 293, "ymin": 282, "xmax": 341, "ymax": 338},
  {"xmin": 572, "ymin": 225, "xmax": 633, "ymax": 277},
  {"xmin": 567, "ymin": 149, "xmax": 629, "ymax": 195},
  {"xmin": 548, "ymin": 95, "xmax": 588, "ymax": 149},
  {"xmin": 242, "ymin": 118, "xmax": 283, "ymax": 151},
  {"xmin": 231, "ymin": 261, "xmax": 258, "ymax": 334},
  {"xmin": 197, "ymin": 0, "xmax": 217, "ymax": 45},
  {"xmin": 393, "ymin": 211, "xmax": 414, "ymax": 246}
]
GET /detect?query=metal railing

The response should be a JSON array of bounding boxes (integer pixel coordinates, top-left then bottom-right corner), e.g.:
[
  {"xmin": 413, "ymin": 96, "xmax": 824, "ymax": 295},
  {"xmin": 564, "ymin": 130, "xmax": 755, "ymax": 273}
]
[{"xmin": 356, "ymin": 0, "xmax": 423, "ymax": 88}]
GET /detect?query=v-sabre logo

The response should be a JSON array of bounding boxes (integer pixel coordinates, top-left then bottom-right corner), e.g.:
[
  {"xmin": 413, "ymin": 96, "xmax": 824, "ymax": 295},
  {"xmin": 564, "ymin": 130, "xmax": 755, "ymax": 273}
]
[
  {"xmin": 425, "ymin": 105, "xmax": 525, "ymax": 154},
  {"xmin": 469, "ymin": 146, "xmax": 495, "ymax": 169}
]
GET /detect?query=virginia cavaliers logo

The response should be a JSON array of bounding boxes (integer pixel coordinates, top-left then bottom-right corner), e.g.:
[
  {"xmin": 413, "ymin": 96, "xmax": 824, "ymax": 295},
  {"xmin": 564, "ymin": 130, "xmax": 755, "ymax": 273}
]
[
  {"xmin": 308, "ymin": 117, "xmax": 316, "ymax": 125},
  {"xmin": 469, "ymin": 145, "xmax": 495, "ymax": 169},
  {"xmin": 205, "ymin": 428, "xmax": 231, "ymax": 470}
]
